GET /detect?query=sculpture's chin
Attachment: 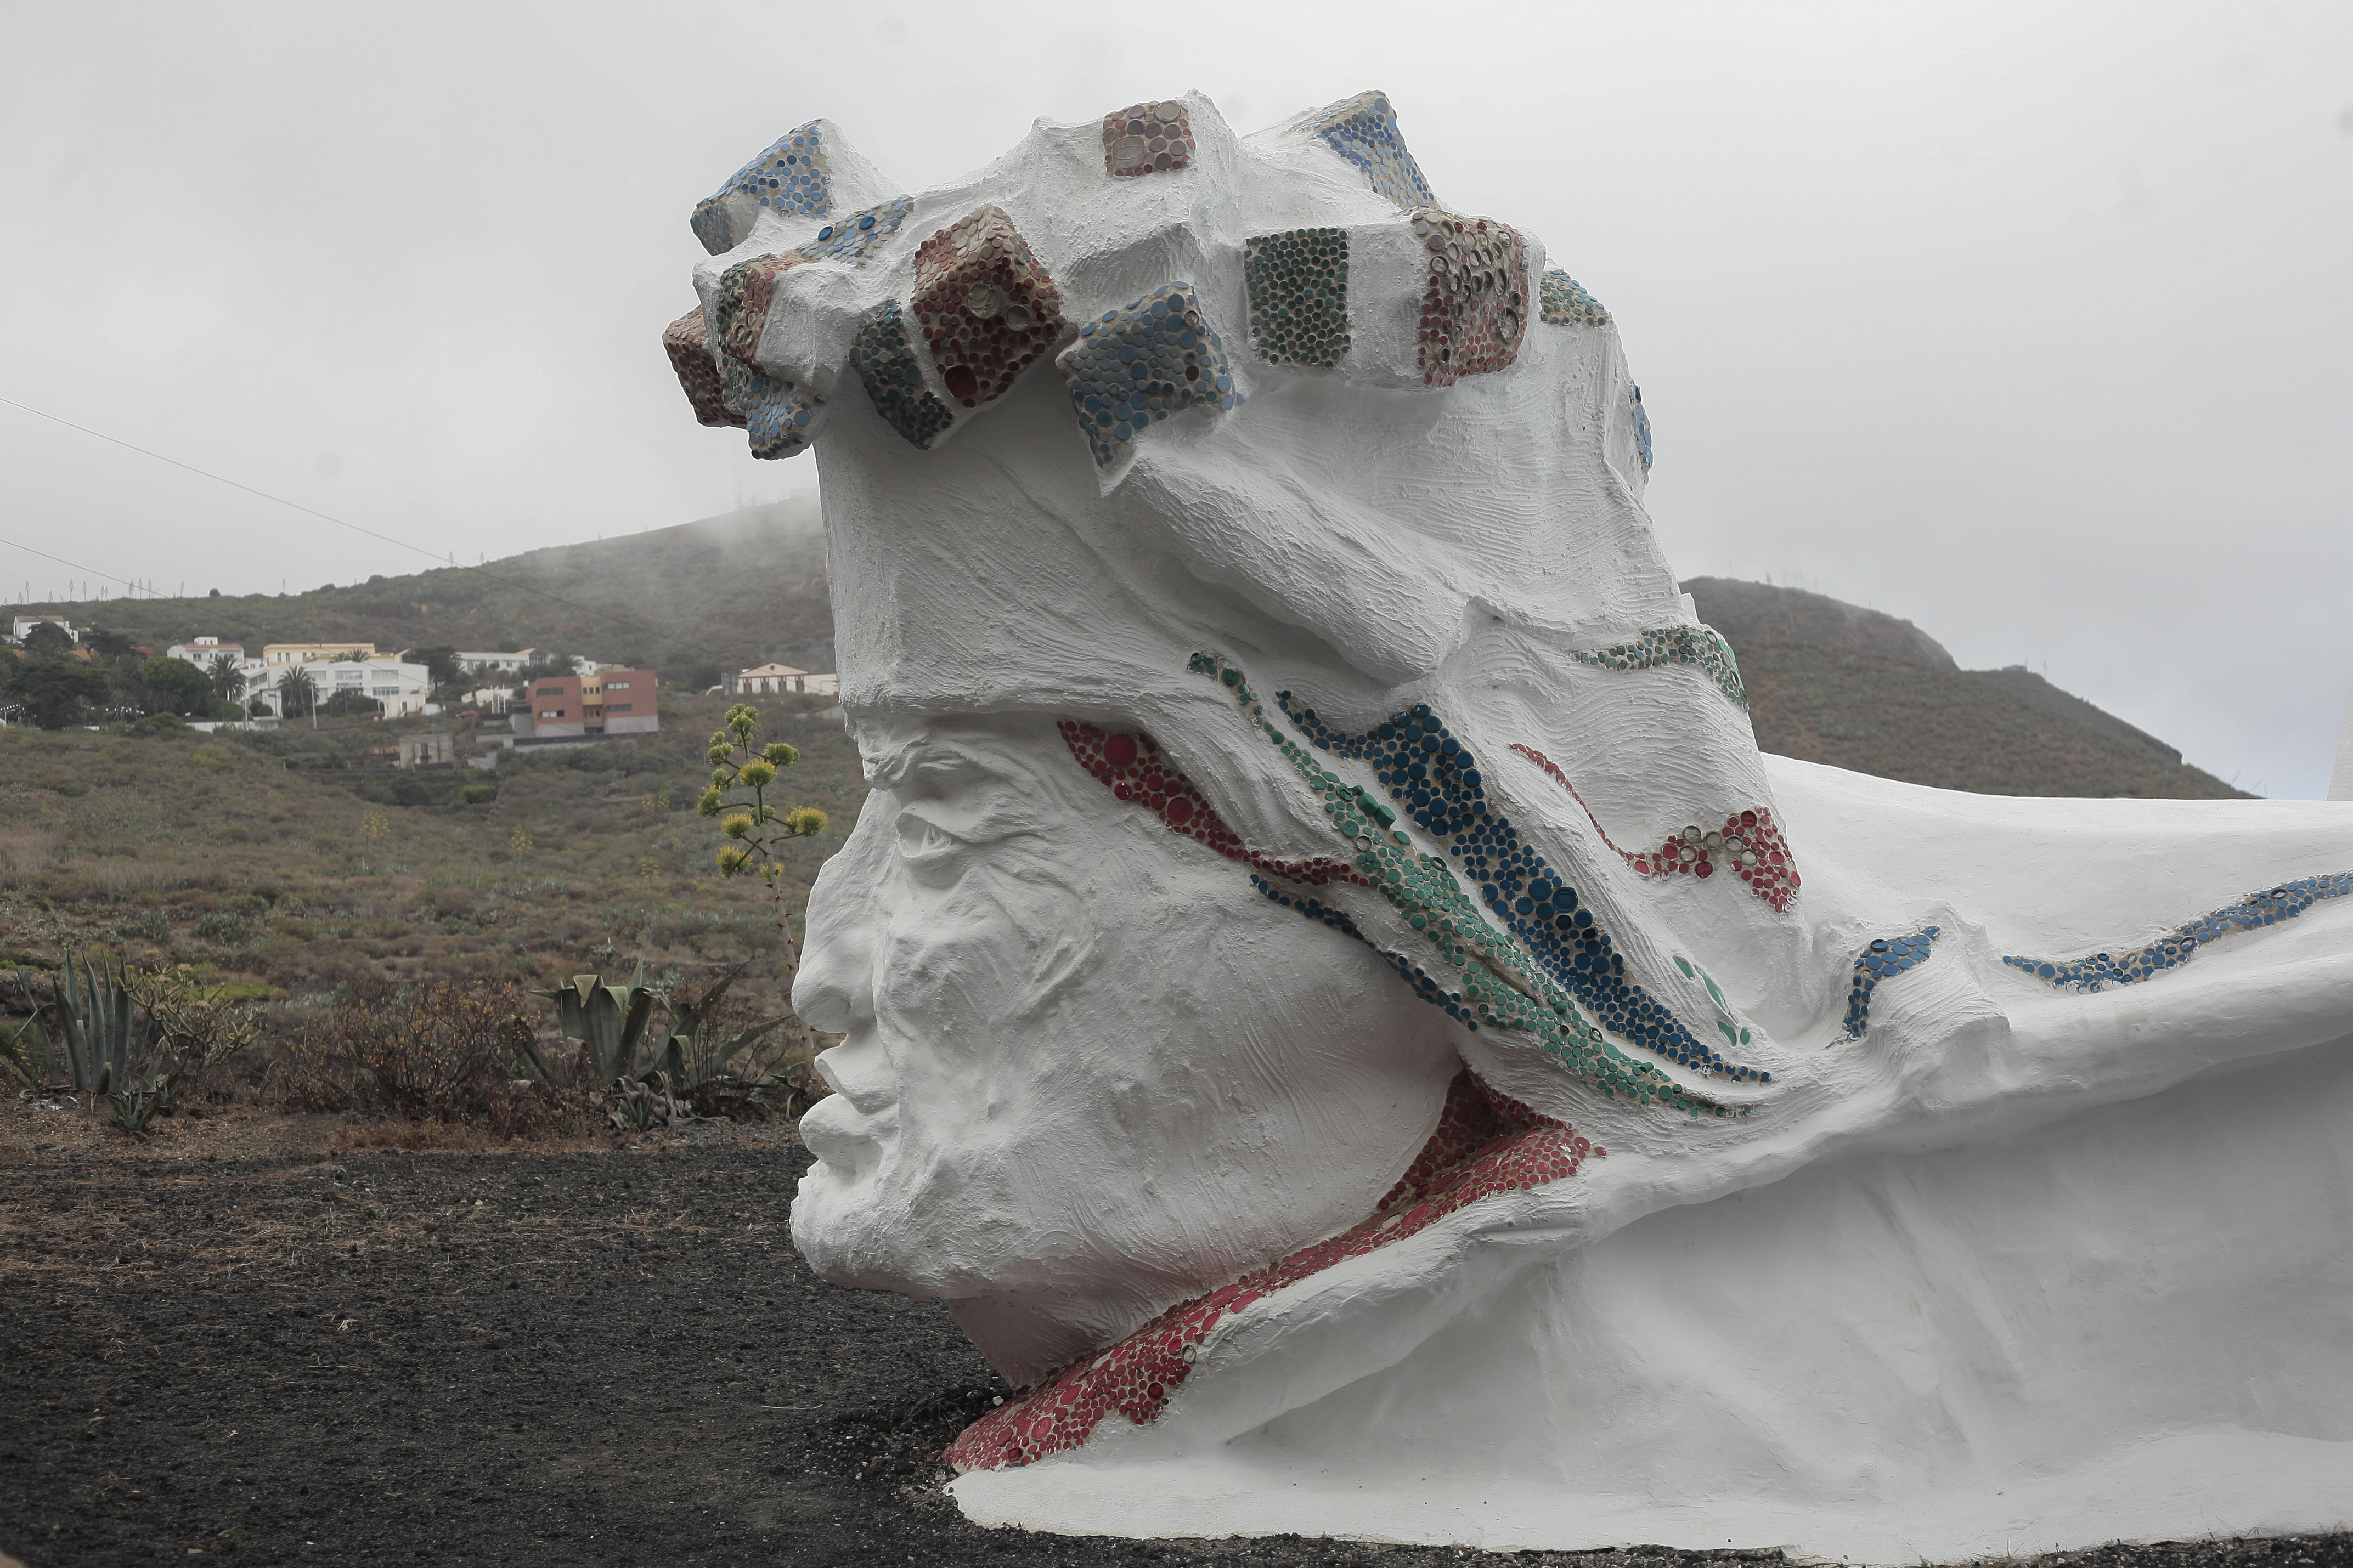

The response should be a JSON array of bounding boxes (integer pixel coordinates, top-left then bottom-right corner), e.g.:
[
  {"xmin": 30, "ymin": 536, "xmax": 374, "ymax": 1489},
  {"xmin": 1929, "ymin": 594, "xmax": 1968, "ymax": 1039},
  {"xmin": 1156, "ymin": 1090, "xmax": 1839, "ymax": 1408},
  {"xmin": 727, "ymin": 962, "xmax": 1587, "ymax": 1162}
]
[{"xmin": 787, "ymin": 1160, "xmax": 904, "ymax": 1290}]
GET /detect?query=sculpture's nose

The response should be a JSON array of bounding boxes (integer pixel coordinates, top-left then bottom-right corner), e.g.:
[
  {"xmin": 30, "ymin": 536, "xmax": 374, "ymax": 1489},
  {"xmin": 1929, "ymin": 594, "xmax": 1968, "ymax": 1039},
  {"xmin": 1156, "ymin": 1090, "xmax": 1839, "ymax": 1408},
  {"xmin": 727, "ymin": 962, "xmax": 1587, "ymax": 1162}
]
[{"xmin": 792, "ymin": 796, "xmax": 887, "ymax": 1033}]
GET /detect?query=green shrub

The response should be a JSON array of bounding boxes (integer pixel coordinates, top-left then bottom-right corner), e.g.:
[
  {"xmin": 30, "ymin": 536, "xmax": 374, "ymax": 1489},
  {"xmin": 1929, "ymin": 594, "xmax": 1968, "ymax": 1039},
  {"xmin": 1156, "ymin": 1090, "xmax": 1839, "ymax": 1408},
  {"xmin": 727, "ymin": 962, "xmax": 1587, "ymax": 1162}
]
[
  {"xmin": 457, "ymin": 782, "xmax": 498, "ymax": 805},
  {"xmin": 128, "ymin": 712, "xmax": 191, "ymax": 739},
  {"xmin": 119, "ymin": 908, "xmax": 172, "ymax": 942},
  {"xmin": 191, "ymin": 912, "xmax": 251, "ymax": 947}
]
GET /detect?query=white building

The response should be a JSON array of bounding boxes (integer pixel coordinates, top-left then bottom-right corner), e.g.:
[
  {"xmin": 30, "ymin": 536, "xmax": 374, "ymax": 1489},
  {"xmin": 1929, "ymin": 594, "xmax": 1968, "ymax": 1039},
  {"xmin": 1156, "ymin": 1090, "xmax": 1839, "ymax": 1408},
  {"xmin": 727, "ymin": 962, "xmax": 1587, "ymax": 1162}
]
[
  {"xmin": 251, "ymin": 658, "xmax": 432, "ymax": 719},
  {"xmin": 10, "ymin": 615, "xmax": 76, "ymax": 645},
  {"xmin": 728, "ymin": 662, "xmax": 838, "ymax": 696},
  {"xmin": 456, "ymin": 648, "xmax": 535, "ymax": 675}
]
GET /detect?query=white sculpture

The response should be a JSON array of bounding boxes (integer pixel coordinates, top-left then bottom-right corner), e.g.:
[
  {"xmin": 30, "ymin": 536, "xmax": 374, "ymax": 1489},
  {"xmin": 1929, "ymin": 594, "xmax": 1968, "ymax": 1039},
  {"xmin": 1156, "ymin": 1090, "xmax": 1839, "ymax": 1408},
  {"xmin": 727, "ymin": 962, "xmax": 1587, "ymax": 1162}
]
[{"xmin": 665, "ymin": 94, "xmax": 2353, "ymax": 1562}]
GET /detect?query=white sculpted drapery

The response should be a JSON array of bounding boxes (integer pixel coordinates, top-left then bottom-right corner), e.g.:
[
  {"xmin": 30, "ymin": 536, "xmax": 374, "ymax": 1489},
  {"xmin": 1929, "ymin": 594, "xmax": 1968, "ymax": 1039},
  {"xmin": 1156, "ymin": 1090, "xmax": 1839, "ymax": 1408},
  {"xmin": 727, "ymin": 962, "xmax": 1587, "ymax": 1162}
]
[{"xmin": 662, "ymin": 92, "xmax": 2353, "ymax": 1563}]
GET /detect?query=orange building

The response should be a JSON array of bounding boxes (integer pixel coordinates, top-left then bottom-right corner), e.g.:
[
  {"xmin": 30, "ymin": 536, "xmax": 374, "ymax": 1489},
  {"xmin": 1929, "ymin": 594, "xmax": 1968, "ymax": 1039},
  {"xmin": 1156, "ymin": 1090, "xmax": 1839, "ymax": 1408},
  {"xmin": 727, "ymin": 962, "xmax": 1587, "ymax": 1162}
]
[{"xmin": 515, "ymin": 669, "xmax": 659, "ymax": 738}]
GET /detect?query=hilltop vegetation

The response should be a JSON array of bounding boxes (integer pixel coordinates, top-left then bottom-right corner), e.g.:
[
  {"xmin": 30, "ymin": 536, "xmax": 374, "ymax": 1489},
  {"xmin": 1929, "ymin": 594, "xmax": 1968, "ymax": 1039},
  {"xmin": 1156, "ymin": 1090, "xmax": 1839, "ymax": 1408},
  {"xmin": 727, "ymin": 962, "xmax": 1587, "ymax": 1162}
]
[{"xmin": 1685, "ymin": 577, "xmax": 2245, "ymax": 800}]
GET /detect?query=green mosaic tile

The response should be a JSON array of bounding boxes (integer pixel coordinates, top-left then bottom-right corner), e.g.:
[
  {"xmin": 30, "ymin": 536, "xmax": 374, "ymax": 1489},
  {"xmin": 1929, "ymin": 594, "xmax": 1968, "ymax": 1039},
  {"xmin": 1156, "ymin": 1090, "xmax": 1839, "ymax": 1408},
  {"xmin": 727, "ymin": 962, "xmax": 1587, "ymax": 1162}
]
[{"xmin": 1245, "ymin": 228, "xmax": 1351, "ymax": 369}]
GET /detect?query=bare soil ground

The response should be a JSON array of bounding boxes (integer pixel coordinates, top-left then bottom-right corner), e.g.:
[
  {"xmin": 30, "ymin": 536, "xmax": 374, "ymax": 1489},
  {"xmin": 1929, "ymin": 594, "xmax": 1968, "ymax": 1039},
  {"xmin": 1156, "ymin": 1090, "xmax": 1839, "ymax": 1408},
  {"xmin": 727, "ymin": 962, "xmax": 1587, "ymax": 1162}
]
[{"xmin": 3, "ymin": 1102, "xmax": 2346, "ymax": 1568}]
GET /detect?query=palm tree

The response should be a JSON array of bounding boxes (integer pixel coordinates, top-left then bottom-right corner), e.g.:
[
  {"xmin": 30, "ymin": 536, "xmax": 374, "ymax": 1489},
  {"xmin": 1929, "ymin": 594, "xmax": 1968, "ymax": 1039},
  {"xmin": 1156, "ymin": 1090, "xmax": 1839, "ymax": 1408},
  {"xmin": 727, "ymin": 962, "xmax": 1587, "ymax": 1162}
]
[
  {"xmin": 206, "ymin": 653, "xmax": 246, "ymax": 708},
  {"xmin": 278, "ymin": 666, "xmax": 319, "ymax": 728}
]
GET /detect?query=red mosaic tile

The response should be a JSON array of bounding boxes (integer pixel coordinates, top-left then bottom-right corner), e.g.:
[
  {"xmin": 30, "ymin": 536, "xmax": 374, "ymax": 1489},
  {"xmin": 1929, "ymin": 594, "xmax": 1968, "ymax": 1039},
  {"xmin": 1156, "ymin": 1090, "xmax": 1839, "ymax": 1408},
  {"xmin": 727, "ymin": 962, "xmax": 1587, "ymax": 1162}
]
[
  {"xmin": 1102, "ymin": 100, "xmax": 1196, "ymax": 177},
  {"xmin": 662, "ymin": 307, "xmax": 738, "ymax": 429},
  {"xmin": 944, "ymin": 1068, "xmax": 1600, "ymax": 1471},
  {"xmin": 912, "ymin": 206, "xmax": 1065, "ymax": 409},
  {"xmin": 1412, "ymin": 210, "xmax": 1529, "ymax": 388},
  {"xmin": 1510, "ymin": 743, "xmax": 1799, "ymax": 913},
  {"xmin": 1058, "ymin": 721, "xmax": 1367, "ymax": 890}
]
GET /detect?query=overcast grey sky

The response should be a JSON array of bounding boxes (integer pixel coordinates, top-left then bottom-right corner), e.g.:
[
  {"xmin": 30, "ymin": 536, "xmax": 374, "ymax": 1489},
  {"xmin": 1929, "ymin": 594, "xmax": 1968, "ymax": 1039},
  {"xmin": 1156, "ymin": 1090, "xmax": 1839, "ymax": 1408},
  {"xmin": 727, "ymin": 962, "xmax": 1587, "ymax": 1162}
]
[{"xmin": 5, "ymin": 1, "xmax": 2349, "ymax": 794}]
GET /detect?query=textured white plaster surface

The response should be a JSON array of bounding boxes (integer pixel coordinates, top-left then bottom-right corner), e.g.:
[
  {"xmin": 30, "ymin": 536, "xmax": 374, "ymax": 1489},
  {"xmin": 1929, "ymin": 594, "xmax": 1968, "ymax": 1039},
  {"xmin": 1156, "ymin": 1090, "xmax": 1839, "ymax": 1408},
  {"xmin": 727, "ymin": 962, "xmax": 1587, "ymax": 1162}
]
[{"xmin": 673, "ymin": 91, "xmax": 2353, "ymax": 1559}]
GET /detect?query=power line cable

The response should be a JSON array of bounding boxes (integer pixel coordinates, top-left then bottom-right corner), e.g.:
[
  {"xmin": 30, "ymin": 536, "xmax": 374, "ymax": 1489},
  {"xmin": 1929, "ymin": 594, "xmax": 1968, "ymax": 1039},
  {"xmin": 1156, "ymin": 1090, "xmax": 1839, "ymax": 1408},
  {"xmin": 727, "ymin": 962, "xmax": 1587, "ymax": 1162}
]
[{"xmin": 0, "ymin": 393, "xmax": 744, "ymax": 666}]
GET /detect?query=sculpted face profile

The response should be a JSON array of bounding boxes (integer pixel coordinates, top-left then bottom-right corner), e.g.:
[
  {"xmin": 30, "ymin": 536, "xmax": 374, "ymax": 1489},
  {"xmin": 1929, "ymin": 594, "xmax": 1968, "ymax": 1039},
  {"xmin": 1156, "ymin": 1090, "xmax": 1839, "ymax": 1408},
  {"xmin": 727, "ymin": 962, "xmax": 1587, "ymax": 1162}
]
[{"xmin": 664, "ymin": 94, "xmax": 2353, "ymax": 1561}]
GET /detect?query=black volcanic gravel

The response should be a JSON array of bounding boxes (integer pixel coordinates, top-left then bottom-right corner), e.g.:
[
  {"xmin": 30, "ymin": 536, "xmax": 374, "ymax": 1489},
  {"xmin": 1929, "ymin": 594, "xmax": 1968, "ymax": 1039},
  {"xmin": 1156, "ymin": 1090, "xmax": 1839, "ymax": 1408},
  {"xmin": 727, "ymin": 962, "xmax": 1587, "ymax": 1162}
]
[{"xmin": 2, "ymin": 1138, "xmax": 2346, "ymax": 1568}]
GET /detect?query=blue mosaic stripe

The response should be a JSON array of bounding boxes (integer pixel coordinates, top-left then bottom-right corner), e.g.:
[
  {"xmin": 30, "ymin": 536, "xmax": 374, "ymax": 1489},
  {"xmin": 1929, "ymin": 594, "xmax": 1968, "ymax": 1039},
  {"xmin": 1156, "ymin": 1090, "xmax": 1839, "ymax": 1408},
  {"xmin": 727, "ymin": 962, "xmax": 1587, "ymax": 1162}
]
[
  {"xmin": 2005, "ymin": 872, "xmax": 2353, "ymax": 994},
  {"xmin": 1571, "ymin": 624, "xmax": 1745, "ymax": 709},
  {"xmin": 799, "ymin": 196, "xmax": 913, "ymax": 266},
  {"xmin": 1839, "ymin": 927, "xmax": 1941, "ymax": 1039},
  {"xmin": 1278, "ymin": 693, "xmax": 1768, "ymax": 1084},
  {"xmin": 1633, "ymin": 385, "xmax": 1654, "ymax": 473},
  {"xmin": 1538, "ymin": 269, "xmax": 1610, "ymax": 328}
]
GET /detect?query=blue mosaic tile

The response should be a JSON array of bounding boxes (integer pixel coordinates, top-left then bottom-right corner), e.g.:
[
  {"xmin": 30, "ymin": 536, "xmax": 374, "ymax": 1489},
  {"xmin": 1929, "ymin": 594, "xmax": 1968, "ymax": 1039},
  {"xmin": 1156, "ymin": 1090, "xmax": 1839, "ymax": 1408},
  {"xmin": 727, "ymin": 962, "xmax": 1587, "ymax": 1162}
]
[
  {"xmin": 1054, "ymin": 283, "xmax": 1242, "ymax": 468},
  {"xmin": 1633, "ymin": 384, "xmax": 1654, "ymax": 473},
  {"xmin": 1573, "ymin": 624, "xmax": 1745, "ymax": 708},
  {"xmin": 1838, "ymin": 928, "xmax": 1942, "ymax": 1039},
  {"xmin": 692, "ymin": 121, "xmax": 832, "ymax": 256},
  {"xmin": 1538, "ymin": 268, "xmax": 1610, "ymax": 328},
  {"xmin": 849, "ymin": 301, "xmax": 955, "ymax": 451},
  {"xmin": 799, "ymin": 196, "xmax": 914, "ymax": 266},
  {"xmin": 716, "ymin": 355, "xmax": 819, "ymax": 462},
  {"xmin": 1277, "ymin": 691, "xmax": 1769, "ymax": 1085},
  {"xmin": 1310, "ymin": 92, "xmax": 1436, "ymax": 211},
  {"xmin": 1245, "ymin": 228, "xmax": 1351, "ymax": 369},
  {"xmin": 2005, "ymin": 872, "xmax": 2353, "ymax": 993}
]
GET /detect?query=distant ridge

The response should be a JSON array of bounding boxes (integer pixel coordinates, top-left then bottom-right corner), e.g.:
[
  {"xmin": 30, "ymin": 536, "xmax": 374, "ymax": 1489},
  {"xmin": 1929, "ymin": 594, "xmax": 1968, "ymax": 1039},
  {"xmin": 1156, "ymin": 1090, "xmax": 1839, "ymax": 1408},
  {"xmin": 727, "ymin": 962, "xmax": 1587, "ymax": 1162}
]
[{"xmin": 1685, "ymin": 577, "xmax": 2245, "ymax": 800}]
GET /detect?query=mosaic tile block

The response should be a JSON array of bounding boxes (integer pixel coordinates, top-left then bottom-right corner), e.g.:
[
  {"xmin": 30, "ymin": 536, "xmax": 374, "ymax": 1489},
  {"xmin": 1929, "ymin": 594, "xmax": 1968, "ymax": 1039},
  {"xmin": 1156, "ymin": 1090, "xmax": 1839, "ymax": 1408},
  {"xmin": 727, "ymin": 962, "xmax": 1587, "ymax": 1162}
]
[
  {"xmin": 798, "ymin": 195, "xmax": 913, "ymax": 266},
  {"xmin": 1510, "ymin": 744, "xmax": 1800, "ymax": 912},
  {"xmin": 1055, "ymin": 284, "xmax": 1242, "ymax": 467},
  {"xmin": 691, "ymin": 121, "xmax": 832, "ymax": 256},
  {"xmin": 1633, "ymin": 383, "xmax": 1654, "ymax": 472},
  {"xmin": 1310, "ymin": 91, "xmax": 1436, "ymax": 210},
  {"xmin": 661, "ymin": 307, "xmax": 737, "ymax": 429},
  {"xmin": 2005, "ymin": 871, "xmax": 2353, "ymax": 993},
  {"xmin": 848, "ymin": 301, "xmax": 955, "ymax": 450},
  {"xmin": 1245, "ymin": 228, "xmax": 1351, "ymax": 369},
  {"xmin": 946, "ymin": 1068, "xmax": 1598, "ymax": 1472},
  {"xmin": 1839, "ymin": 928, "xmax": 1942, "ymax": 1039},
  {"xmin": 1102, "ymin": 99, "xmax": 1195, "ymax": 176},
  {"xmin": 1538, "ymin": 268, "xmax": 1611, "ymax": 328},
  {"xmin": 743, "ymin": 379, "xmax": 822, "ymax": 461},
  {"xmin": 911, "ymin": 206, "xmax": 1064, "ymax": 410},
  {"xmin": 1673, "ymin": 955, "xmax": 1758, "ymax": 1057},
  {"xmin": 1573, "ymin": 625, "xmax": 1747, "ymax": 709},
  {"xmin": 1412, "ymin": 210, "xmax": 1529, "ymax": 387},
  {"xmin": 711, "ymin": 252, "xmax": 809, "ymax": 371},
  {"xmin": 1272, "ymin": 687, "xmax": 1767, "ymax": 1086}
]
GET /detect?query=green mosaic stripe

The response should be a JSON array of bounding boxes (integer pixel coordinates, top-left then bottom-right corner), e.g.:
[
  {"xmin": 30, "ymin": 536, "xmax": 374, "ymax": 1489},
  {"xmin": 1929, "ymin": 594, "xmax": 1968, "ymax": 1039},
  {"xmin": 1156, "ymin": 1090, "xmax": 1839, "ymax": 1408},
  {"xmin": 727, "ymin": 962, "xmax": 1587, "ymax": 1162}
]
[
  {"xmin": 1573, "ymin": 625, "xmax": 1747, "ymax": 710},
  {"xmin": 1190, "ymin": 652, "xmax": 1734, "ymax": 1118}
]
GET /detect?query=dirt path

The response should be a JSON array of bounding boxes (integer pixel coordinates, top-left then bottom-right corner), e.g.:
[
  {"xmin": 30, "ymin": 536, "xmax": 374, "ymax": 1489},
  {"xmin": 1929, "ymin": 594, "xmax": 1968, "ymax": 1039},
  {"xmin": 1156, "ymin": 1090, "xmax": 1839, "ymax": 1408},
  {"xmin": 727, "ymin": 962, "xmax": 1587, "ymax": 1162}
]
[{"xmin": 3, "ymin": 1113, "xmax": 2346, "ymax": 1567}]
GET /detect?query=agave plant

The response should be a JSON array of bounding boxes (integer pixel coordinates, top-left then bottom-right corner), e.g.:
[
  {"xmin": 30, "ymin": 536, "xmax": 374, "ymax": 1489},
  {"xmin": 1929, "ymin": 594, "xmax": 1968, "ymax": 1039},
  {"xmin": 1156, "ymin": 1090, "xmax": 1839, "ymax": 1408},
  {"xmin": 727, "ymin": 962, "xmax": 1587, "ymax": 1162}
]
[
  {"xmin": 7, "ymin": 957, "xmax": 141, "ymax": 1095},
  {"xmin": 654, "ymin": 968, "xmax": 784, "ymax": 1094},
  {"xmin": 527, "ymin": 969, "xmax": 660, "ymax": 1084}
]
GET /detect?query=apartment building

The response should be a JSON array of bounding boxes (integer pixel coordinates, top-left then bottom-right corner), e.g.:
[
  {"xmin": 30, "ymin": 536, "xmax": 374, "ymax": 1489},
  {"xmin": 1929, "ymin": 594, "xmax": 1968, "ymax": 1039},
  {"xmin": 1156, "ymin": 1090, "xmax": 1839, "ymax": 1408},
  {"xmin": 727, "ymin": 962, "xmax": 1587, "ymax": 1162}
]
[
  {"xmin": 727, "ymin": 662, "xmax": 838, "ymax": 696},
  {"xmin": 262, "ymin": 641, "xmax": 376, "ymax": 666},
  {"xmin": 511, "ymin": 668, "xmax": 659, "ymax": 739},
  {"xmin": 455, "ymin": 648, "xmax": 535, "ymax": 675},
  {"xmin": 252, "ymin": 658, "xmax": 432, "ymax": 718}
]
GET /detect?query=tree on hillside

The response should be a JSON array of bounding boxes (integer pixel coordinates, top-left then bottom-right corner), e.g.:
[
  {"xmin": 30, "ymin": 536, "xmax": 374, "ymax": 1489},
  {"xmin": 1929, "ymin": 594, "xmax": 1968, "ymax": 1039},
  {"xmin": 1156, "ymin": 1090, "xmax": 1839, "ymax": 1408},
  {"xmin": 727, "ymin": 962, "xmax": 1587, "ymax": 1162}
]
[
  {"xmin": 206, "ymin": 653, "xmax": 246, "ymax": 705},
  {"xmin": 139, "ymin": 655, "xmax": 215, "ymax": 717},
  {"xmin": 410, "ymin": 644, "xmax": 462, "ymax": 690},
  {"xmin": 278, "ymin": 667, "xmax": 319, "ymax": 724},
  {"xmin": 320, "ymin": 689, "xmax": 382, "ymax": 719},
  {"xmin": 22, "ymin": 622, "xmax": 72, "ymax": 656},
  {"xmin": 5, "ymin": 658, "xmax": 112, "ymax": 729},
  {"xmin": 85, "ymin": 628, "xmax": 136, "ymax": 658}
]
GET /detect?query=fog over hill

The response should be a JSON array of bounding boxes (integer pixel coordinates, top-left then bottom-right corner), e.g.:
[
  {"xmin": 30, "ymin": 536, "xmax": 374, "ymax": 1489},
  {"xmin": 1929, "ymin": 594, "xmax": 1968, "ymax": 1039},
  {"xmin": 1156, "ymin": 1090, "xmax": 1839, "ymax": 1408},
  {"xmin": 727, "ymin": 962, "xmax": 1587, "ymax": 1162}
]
[{"xmin": 9, "ymin": 510, "xmax": 2244, "ymax": 797}]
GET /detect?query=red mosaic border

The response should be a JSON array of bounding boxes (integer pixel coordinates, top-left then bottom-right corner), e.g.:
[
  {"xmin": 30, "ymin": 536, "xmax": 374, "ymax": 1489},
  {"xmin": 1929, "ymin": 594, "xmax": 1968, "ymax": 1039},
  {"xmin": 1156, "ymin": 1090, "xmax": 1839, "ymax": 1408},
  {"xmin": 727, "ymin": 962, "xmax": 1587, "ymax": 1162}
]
[
  {"xmin": 944, "ymin": 1068, "xmax": 1600, "ymax": 1471},
  {"xmin": 1509, "ymin": 743, "xmax": 1799, "ymax": 913}
]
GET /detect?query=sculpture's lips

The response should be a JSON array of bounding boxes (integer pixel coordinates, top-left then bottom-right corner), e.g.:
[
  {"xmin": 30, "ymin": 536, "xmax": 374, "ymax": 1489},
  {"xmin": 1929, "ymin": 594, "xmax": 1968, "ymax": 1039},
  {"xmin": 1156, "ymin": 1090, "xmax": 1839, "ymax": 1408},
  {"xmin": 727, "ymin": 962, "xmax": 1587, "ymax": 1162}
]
[{"xmin": 797, "ymin": 1089, "xmax": 895, "ymax": 1178}]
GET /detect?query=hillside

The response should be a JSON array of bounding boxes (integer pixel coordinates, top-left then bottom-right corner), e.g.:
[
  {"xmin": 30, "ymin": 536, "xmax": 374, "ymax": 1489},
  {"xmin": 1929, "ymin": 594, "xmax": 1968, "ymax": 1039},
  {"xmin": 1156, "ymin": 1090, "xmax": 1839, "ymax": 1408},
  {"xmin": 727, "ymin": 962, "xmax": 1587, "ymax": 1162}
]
[
  {"xmin": 9, "ymin": 496, "xmax": 836, "ymax": 689},
  {"xmin": 1685, "ymin": 578, "xmax": 2245, "ymax": 799}
]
